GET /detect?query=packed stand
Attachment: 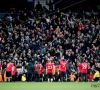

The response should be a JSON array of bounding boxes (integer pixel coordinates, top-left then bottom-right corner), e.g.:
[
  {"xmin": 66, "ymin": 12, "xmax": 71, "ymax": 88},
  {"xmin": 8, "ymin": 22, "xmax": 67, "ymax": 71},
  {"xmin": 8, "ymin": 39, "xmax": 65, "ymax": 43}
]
[{"xmin": 0, "ymin": 3, "xmax": 100, "ymax": 82}]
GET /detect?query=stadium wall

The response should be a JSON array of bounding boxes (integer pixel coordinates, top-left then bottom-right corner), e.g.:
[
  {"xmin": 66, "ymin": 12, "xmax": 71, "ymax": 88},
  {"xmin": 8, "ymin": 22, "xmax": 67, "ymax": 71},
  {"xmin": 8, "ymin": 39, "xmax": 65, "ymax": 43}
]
[
  {"xmin": 0, "ymin": 0, "xmax": 99, "ymax": 12},
  {"xmin": 54, "ymin": 0, "xmax": 99, "ymax": 11}
]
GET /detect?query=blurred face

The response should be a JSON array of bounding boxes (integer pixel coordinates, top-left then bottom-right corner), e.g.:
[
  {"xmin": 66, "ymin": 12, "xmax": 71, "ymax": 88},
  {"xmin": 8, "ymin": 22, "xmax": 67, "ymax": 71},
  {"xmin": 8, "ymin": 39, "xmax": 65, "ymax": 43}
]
[
  {"xmin": 7, "ymin": 47, "xmax": 10, "ymax": 50},
  {"xmin": 76, "ymin": 49, "xmax": 78, "ymax": 53},
  {"xmin": 50, "ymin": 25, "xmax": 52, "ymax": 28},
  {"xmin": 72, "ymin": 52, "xmax": 74, "ymax": 55},
  {"xmin": 45, "ymin": 44, "xmax": 47, "ymax": 47},
  {"xmin": 90, "ymin": 72, "xmax": 92, "ymax": 74},
  {"xmin": 66, "ymin": 51, "xmax": 68, "ymax": 55},
  {"xmin": 28, "ymin": 49, "xmax": 31, "ymax": 54},
  {"xmin": 34, "ymin": 54, "xmax": 37, "ymax": 57},
  {"xmin": 4, "ymin": 62, "xmax": 6, "ymax": 65},
  {"xmin": 10, "ymin": 54, "xmax": 13, "ymax": 58},
  {"xmin": 72, "ymin": 25, "xmax": 74, "ymax": 28}
]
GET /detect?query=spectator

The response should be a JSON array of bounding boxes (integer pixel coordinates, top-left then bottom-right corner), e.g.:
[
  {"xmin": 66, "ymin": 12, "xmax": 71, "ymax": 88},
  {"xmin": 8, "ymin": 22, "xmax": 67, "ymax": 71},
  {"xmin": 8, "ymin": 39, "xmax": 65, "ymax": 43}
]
[
  {"xmin": 87, "ymin": 71, "xmax": 94, "ymax": 82},
  {"xmin": 69, "ymin": 72, "xmax": 76, "ymax": 82},
  {"xmin": 93, "ymin": 69, "xmax": 100, "ymax": 81},
  {"xmin": 35, "ymin": 1, "xmax": 43, "ymax": 11},
  {"xmin": 21, "ymin": 74, "xmax": 26, "ymax": 81},
  {"xmin": 0, "ymin": 3, "xmax": 100, "ymax": 82}
]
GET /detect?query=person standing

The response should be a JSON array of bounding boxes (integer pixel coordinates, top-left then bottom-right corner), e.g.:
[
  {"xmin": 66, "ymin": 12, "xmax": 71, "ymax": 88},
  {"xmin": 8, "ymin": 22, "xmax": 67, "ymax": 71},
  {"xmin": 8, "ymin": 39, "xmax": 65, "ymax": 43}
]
[
  {"xmin": 26, "ymin": 62, "xmax": 33, "ymax": 82},
  {"xmin": 38, "ymin": 62, "xmax": 43, "ymax": 82},
  {"xmin": 0, "ymin": 70, "xmax": 3, "ymax": 81},
  {"xmin": 6, "ymin": 61, "xmax": 14, "ymax": 82},
  {"xmin": 59, "ymin": 57, "xmax": 67, "ymax": 82},
  {"xmin": 55, "ymin": 62, "xmax": 61, "ymax": 81},
  {"xmin": 77, "ymin": 60, "xmax": 88, "ymax": 82},
  {"xmin": 34, "ymin": 61, "xmax": 40, "ymax": 82},
  {"xmin": 0, "ymin": 61, "xmax": 2, "ymax": 71},
  {"xmin": 35, "ymin": 1, "xmax": 43, "ymax": 11},
  {"xmin": 11, "ymin": 64, "xmax": 17, "ymax": 82},
  {"xmin": 46, "ymin": 59, "xmax": 54, "ymax": 82}
]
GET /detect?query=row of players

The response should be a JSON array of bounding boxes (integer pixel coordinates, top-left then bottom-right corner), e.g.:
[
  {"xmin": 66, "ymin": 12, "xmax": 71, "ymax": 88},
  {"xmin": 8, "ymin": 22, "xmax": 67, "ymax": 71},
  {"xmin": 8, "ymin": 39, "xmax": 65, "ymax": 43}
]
[{"xmin": 5, "ymin": 57, "xmax": 89, "ymax": 82}]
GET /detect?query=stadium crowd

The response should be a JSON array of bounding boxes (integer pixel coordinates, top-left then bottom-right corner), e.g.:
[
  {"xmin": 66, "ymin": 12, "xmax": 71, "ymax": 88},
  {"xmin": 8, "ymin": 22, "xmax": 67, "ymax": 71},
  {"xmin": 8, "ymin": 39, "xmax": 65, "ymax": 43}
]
[{"xmin": 0, "ymin": 1, "xmax": 100, "ymax": 82}]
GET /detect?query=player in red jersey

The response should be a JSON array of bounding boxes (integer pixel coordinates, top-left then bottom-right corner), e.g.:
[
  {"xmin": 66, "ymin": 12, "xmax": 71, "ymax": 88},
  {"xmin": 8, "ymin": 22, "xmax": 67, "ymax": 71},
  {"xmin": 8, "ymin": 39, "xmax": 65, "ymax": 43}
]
[
  {"xmin": 6, "ymin": 61, "xmax": 14, "ymax": 82},
  {"xmin": 0, "ymin": 61, "xmax": 2, "ymax": 71},
  {"xmin": 59, "ymin": 56, "xmax": 68, "ymax": 82},
  {"xmin": 34, "ymin": 61, "xmax": 40, "ymax": 82},
  {"xmin": 11, "ymin": 64, "xmax": 17, "ymax": 82},
  {"xmin": 38, "ymin": 62, "xmax": 43, "ymax": 82},
  {"xmin": 77, "ymin": 60, "xmax": 88, "ymax": 82},
  {"xmin": 55, "ymin": 62, "xmax": 61, "ymax": 81},
  {"xmin": 46, "ymin": 59, "xmax": 54, "ymax": 82},
  {"xmin": 46, "ymin": 57, "xmax": 54, "ymax": 65}
]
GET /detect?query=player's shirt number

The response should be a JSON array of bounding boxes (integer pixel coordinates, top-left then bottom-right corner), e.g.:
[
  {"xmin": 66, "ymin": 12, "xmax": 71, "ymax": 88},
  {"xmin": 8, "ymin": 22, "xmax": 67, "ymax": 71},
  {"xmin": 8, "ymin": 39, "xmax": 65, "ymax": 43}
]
[{"xmin": 47, "ymin": 66, "xmax": 52, "ymax": 69}]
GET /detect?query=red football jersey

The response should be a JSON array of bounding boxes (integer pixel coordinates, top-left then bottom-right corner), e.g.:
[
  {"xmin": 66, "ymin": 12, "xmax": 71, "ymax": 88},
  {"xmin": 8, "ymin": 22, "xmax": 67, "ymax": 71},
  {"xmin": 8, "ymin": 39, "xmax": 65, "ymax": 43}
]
[
  {"xmin": 52, "ymin": 61, "xmax": 54, "ymax": 65},
  {"xmin": 56, "ymin": 65, "xmax": 61, "ymax": 74},
  {"xmin": 87, "ymin": 74, "xmax": 94, "ymax": 81},
  {"xmin": 0, "ymin": 64, "xmax": 2, "ymax": 70},
  {"xmin": 38, "ymin": 64, "xmax": 43, "ymax": 74},
  {"xmin": 11, "ymin": 66, "xmax": 17, "ymax": 75},
  {"xmin": 46, "ymin": 63, "xmax": 53, "ymax": 73},
  {"xmin": 77, "ymin": 62, "xmax": 88, "ymax": 73},
  {"xmin": 60, "ymin": 60, "xmax": 67, "ymax": 72},
  {"xmin": 6, "ymin": 63, "xmax": 14, "ymax": 72},
  {"xmin": 77, "ymin": 63, "xmax": 82, "ymax": 73},
  {"xmin": 34, "ymin": 64, "xmax": 40, "ymax": 72}
]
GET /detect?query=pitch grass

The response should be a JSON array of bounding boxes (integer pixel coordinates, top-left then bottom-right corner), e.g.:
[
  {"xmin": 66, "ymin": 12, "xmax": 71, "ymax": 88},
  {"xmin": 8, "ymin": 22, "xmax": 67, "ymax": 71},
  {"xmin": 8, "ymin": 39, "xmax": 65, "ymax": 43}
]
[{"xmin": 0, "ymin": 82, "xmax": 100, "ymax": 90}]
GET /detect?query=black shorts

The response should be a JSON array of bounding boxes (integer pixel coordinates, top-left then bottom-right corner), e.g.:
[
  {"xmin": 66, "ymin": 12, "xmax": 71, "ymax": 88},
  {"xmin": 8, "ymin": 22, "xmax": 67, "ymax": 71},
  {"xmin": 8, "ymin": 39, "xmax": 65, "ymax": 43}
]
[
  {"xmin": 78, "ymin": 72, "xmax": 81, "ymax": 77},
  {"xmin": 6, "ymin": 71, "xmax": 11, "ymax": 77},
  {"xmin": 47, "ymin": 73, "xmax": 52, "ymax": 78},
  {"xmin": 57, "ymin": 74, "xmax": 60, "ymax": 79},
  {"xmin": 34, "ymin": 71, "xmax": 39, "ymax": 78},
  {"xmin": 39, "ymin": 74, "xmax": 42, "ymax": 78},
  {"xmin": 94, "ymin": 77, "xmax": 100, "ymax": 81},
  {"xmin": 60, "ymin": 72, "xmax": 66, "ymax": 78},
  {"xmin": 81, "ymin": 73, "xmax": 87, "ymax": 81},
  {"xmin": 81, "ymin": 73, "xmax": 87, "ymax": 78}
]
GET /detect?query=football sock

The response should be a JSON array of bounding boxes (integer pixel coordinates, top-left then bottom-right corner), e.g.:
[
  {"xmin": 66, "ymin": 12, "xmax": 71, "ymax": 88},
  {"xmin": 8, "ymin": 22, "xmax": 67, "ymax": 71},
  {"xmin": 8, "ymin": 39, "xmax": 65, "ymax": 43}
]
[
  {"xmin": 51, "ymin": 78, "xmax": 53, "ymax": 82},
  {"xmin": 10, "ymin": 78, "xmax": 12, "ymax": 82},
  {"xmin": 48, "ymin": 79, "xmax": 50, "ymax": 82},
  {"xmin": 7, "ymin": 78, "xmax": 8, "ymax": 82}
]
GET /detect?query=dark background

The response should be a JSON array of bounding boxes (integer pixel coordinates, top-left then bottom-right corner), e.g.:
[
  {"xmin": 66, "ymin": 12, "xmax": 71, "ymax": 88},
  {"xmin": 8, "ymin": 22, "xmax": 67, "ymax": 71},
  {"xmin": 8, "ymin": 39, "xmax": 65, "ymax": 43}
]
[
  {"xmin": 0, "ymin": 0, "xmax": 34, "ymax": 11},
  {"xmin": 55, "ymin": 0, "xmax": 100, "ymax": 11},
  {"xmin": 0, "ymin": 0, "xmax": 99, "ymax": 12}
]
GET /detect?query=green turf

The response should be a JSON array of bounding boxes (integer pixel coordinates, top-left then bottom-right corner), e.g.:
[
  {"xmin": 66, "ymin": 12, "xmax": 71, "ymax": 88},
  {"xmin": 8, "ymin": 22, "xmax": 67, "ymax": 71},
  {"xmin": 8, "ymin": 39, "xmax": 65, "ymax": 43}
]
[{"xmin": 0, "ymin": 82, "xmax": 100, "ymax": 90}]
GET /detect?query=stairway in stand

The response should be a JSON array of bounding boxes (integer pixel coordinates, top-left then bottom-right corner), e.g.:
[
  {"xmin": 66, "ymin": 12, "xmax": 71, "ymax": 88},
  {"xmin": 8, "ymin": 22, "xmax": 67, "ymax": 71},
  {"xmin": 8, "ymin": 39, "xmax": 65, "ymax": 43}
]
[{"xmin": 34, "ymin": 0, "xmax": 49, "ymax": 10}]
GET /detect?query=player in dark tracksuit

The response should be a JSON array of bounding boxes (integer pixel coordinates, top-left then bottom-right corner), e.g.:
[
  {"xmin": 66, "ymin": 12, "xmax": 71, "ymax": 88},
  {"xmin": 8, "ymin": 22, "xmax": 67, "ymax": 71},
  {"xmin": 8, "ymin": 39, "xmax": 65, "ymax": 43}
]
[{"xmin": 26, "ymin": 62, "xmax": 33, "ymax": 82}]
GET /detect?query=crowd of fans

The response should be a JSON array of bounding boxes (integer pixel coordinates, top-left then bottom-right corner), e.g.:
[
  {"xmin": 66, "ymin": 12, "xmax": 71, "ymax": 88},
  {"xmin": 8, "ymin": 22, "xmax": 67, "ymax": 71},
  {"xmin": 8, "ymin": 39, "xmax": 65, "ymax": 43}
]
[{"xmin": 0, "ymin": 1, "xmax": 100, "ymax": 82}]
